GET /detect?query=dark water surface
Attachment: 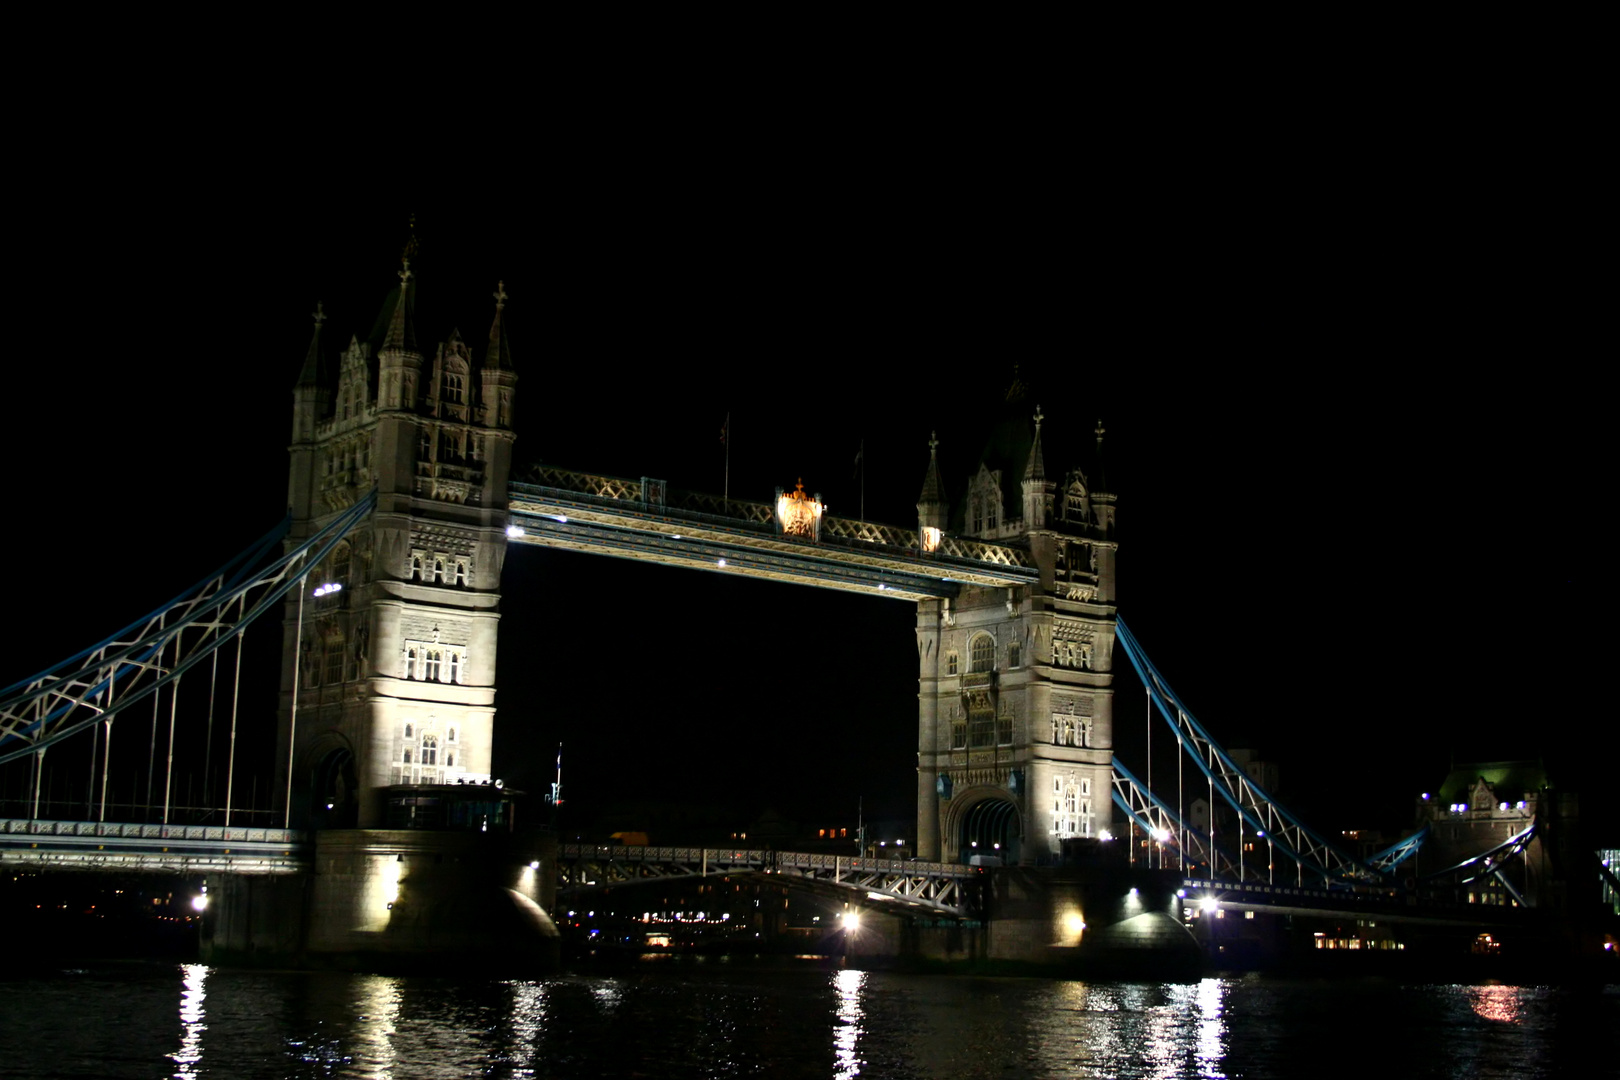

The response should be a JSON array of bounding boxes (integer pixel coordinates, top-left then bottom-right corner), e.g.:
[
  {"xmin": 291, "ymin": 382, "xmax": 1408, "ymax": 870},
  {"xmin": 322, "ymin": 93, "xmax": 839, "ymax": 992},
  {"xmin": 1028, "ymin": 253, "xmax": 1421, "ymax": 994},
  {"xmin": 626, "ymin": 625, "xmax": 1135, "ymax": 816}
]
[{"xmin": 2, "ymin": 962, "xmax": 1615, "ymax": 1079}]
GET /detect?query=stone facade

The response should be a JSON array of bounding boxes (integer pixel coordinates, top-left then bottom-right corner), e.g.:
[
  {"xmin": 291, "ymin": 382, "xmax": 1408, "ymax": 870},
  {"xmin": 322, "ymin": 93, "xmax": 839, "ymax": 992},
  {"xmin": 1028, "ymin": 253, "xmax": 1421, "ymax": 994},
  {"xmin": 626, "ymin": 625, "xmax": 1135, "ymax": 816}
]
[
  {"xmin": 279, "ymin": 265, "xmax": 516, "ymax": 828},
  {"xmin": 915, "ymin": 404, "xmax": 1118, "ymax": 864}
]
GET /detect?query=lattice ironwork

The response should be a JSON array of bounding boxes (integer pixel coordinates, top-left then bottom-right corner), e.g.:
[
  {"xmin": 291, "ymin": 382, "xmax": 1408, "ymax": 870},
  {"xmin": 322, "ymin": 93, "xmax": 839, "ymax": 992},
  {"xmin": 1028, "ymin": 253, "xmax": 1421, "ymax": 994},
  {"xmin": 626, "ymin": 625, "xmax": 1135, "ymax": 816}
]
[
  {"xmin": 0, "ymin": 817, "xmax": 307, "ymax": 874},
  {"xmin": 1111, "ymin": 759, "xmax": 1243, "ymax": 878},
  {"xmin": 1115, "ymin": 618, "xmax": 1378, "ymax": 886},
  {"xmin": 1419, "ymin": 821, "xmax": 1537, "ymax": 907},
  {"xmin": 558, "ymin": 844, "xmax": 974, "ymax": 915},
  {"xmin": 0, "ymin": 494, "xmax": 377, "ymax": 767}
]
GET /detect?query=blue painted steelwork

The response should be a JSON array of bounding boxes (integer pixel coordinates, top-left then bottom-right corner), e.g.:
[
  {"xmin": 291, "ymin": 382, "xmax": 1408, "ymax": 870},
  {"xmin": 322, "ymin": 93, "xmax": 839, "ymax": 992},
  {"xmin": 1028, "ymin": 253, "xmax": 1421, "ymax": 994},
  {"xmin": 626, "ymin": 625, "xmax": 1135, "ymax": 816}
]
[
  {"xmin": 1114, "ymin": 617, "xmax": 1377, "ymax": 886},
  {"xmin": 1365, "ymin": 826, "xmax": 1429, "ymax": 871},
  {"xmin": 1111, "ymin": 758, "xmax": 1240, "ymax": 879},
  {"xmin": 0, "ymin": 492, "xmax": 378, "ymax": 764},
  {"xmin": 1422, "ymin": 821, "xmax": 1536, "ymax": 907}
]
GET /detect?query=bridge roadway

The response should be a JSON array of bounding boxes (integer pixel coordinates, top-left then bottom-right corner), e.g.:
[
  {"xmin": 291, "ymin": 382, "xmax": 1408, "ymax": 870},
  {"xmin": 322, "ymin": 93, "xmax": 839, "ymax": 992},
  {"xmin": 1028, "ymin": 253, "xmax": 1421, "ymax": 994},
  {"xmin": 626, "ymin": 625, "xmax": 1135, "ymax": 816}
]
[
  {"xmin": 1179, "ymin": 874, "xmax": 1537, "ymax": 928},
  {"xmin": 558, "ymin": 843, "xmax": 977, "ymax": 916},
  {"xmin": 0, "ymin": 818, "xmax": 307, "ymax": 874},
  {"xmin": 507, "ymin": 468, "xmax": 1044, "ymax": 601}
]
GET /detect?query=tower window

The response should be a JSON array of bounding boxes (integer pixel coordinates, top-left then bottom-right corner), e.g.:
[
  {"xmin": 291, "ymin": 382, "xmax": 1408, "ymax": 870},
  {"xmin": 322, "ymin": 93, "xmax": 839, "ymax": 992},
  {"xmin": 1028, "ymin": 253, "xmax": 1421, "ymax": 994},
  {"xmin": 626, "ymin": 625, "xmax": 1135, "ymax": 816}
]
[
  {"xmin": 969, "ymin": 634, "xmax": 995, "ymax": 674},
  {"xmin": 421, "ymin": 734, "xmax": 438, "ymax": 766},
  {"xmin": 1007, "ymin": 641, "xmax": 1021, "ymax": 668},
  {"xmin": 443, "ymin": 374, "xmax": 465, "ymax": 404},
  {"xmin": 946, "ymin": 652, "xmax": 958, "ymax": 676},
  {"xmin": 424, "ymin": 650, "xmax": 442, "ymax": 682}
]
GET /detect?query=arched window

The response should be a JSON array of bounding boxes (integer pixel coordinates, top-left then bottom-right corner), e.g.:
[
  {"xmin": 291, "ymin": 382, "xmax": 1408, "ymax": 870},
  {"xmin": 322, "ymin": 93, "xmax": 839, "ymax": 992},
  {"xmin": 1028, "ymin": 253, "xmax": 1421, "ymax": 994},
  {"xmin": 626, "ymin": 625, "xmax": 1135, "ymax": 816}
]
[
  {"xmin": 454, "ymin": 560, "xmax": 468, "ymax": 586},
  {"xmin": 446, "ymin": 751, "xmax": 455, "ymax": 768},
  {"xmin": 404, "ymin": 723, "xmax": 413, "ymax": 740},
  {"xmin": 322, "ymin": 634, "xmax": 345, "ymax": 685},
  {"xmin": 448, "ymin": 652, "xmax": 461, "ymax": 684},
  {"xmin": 1007, "ymin": 641, "xmax": 1021, "ymax": 668},
  {"xmin": 433, "ymin": 558, "xmax": 446, "ymax": 583},
  {"xmin": 405, "ymin": 648, "xmax": 418, "ymax": 679},
  {"xmin": 970, "ymin": 634, "xmax": 995, "ymax": 674},
  {"xmin": 443, "ymin": 373, "xmax": 465, "ymax": 404},
  {"xmin": 447, "ymin": 726, "xmax": 457, "ymax": 743},
  {"xmin": 421, "ymin": 734, "xmax": 438, "ymax": 766},
  {"xmin": 409, "ymin": 554, "xmax": 423, "ymax": 581},
  {"xmin": 424, "ymin": 650, "xmax": 442, "ymax": 682},
  {"xmin": 403, "ymin": 748, "xmax": 412, "ymax": 765}
]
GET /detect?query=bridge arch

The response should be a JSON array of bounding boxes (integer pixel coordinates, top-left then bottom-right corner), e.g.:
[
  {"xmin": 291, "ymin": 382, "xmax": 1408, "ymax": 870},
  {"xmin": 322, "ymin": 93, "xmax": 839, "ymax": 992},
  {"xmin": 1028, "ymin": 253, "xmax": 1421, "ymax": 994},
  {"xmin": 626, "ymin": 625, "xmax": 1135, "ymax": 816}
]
[
  {"xmin": 303, "ymin": 732, "xmax": 359, "ymax": 829},
  {"xmin": 943, "ymin": 786, "xmax": 1023, "ymax": 865}
]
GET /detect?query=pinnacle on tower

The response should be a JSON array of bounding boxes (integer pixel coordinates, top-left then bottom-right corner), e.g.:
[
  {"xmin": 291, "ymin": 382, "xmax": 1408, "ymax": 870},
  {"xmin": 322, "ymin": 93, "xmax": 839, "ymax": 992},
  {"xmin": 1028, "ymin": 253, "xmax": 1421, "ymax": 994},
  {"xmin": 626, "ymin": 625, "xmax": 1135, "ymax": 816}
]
[
  {"xmin": 295, "ymin": 302, "xmax": 327, "ymax": 387},
  {"xmin": 1091, "ymin": 418, "xmax": 1110, "ymax": 495},
  {"xmin": 1023, "ymin": 405, "xmax": 1046, "ymax": 482},
  {"xmin": 917, "ymin": 431, "xmax": 947, "ymax": 543},
  {"xmin": 485, "ymin": 280, "xmax": 513, "ymax": 371},
  {"xmin": 379, "ymin": 257, "xmax": 419, "ymax": 357}
]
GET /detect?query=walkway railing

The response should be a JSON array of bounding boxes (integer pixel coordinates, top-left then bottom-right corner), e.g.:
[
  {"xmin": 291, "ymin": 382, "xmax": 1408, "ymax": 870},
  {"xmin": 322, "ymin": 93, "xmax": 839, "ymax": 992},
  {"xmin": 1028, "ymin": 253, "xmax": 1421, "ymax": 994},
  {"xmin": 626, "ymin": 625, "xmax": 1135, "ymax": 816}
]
[{"xmin": 558, "ymin": 843, "xmax": 976, "ymax": 915}]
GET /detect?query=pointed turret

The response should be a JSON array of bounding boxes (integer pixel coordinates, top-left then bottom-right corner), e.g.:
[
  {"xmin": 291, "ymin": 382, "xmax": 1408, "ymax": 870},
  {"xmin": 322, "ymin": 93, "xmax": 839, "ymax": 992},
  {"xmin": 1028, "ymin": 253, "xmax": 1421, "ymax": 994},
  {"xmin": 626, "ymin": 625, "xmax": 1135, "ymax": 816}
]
[
  {"xmin": 296, "ymin": 301, "xmax": 327, "ymax": 388},
  {"xmin": 1021, "ymin": 405, "xmax": 1057, "ymax": 529},
  {"xmin": 1090, "ymin": 418, "xmax": 1116, "ymax": 539},
  {"xmin": 379, "ymin": 259, "xmax": 419, "ymax": 358},
  {"xmin": 484, "ymin": 280, "xmax": 512, "ymax": 372},
  {"xmin": 291, "ymin": 302, "xmax": 331, "ymax": 443},
  {"xmin": 480, "ymin": 281, "xmax": 518, "ymax": 431},
  {"xmin": 916, "ymin": 432, "xmax": 947, "ymax": 551},
  {"xmin": 376, "ymin": 256, "xmax": 424, "ymax": 412}
]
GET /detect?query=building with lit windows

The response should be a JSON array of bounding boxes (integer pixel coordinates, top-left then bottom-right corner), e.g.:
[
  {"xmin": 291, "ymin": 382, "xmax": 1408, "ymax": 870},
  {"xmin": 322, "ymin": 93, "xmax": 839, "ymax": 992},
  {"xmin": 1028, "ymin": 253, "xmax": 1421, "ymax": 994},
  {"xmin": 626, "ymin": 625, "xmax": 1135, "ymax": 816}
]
[
  {"xmin": 914, "ymin": 383, "xmax": 1118, "ymax": 865},
  {"xmin": 281, "ymin": 251, "xmax": 516, "ymax": 829}
]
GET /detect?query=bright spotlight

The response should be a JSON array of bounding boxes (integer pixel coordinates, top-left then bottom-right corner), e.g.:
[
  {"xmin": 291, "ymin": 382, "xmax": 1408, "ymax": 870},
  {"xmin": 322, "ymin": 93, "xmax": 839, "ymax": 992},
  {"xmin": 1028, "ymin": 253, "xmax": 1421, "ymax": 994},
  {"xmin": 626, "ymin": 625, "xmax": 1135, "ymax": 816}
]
[
  {"xmin": 842, "ymin": 910, "xmax": 861, "ymax": 931},
  {"xmin": 191, "ymin": 894, "xmax": 208, "ymax": 912},
  {"xmin": 1200, "ymin": 896, "xmax": 1219, "ymax": 915},
  {"xmin": 1152, "ymin": 828, "xmax": 1170, "ymax": 843},
  {"xmin": 1064, "ymin": 912, "xmax": 1086, "ymax": 934},
  {"xmin": 506, "ymin": 525, "xmax": 525, "ymax": 538}
]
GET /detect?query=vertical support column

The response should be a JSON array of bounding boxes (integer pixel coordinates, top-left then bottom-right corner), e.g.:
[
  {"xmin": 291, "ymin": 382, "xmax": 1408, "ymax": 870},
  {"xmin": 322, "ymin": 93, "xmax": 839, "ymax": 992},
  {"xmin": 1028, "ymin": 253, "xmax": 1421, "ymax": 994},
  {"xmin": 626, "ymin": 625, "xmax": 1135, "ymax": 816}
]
[{"xmin": 915, "ymin": 599, "xmax": 944, "ymax": 862}]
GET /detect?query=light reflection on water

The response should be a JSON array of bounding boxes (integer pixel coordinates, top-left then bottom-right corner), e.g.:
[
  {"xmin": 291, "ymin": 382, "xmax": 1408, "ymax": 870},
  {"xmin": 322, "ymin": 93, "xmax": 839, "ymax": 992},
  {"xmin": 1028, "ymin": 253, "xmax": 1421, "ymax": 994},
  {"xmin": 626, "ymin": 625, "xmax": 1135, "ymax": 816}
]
[
  {"xmin": 168, "ymin": 962, "xmax": 208, "ymax": 1078},
  {"xmin": 6, "ymin": 965, "xmax": 1607, "ymax": 1079},
  {"xmin": 833, "ymin": 968, "xmax": 866, "ymax": 1078}
]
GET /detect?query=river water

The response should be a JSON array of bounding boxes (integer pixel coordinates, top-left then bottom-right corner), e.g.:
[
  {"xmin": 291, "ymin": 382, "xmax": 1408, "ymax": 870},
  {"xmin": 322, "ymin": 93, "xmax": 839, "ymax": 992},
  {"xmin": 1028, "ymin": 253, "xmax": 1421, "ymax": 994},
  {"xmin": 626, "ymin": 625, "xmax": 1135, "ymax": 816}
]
[{"xmin": 2, "ymin": 961, "xmax": 1614, "ymax": 1079}]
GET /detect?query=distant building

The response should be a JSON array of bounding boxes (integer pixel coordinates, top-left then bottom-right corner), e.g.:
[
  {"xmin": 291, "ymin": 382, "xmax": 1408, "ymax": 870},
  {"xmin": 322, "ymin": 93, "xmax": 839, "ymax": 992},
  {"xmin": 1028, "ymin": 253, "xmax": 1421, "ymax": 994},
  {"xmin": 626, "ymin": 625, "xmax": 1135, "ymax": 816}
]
[{"xmin": 1415, "ymin": 761, "xmax": 1552, "ymax": 906}]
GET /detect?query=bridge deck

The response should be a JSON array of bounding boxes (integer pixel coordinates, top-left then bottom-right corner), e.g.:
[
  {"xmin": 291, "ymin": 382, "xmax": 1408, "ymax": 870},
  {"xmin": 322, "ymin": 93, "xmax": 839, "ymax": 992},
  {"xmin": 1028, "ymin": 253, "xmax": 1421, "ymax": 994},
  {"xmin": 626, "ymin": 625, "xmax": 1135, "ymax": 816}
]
[
  {"xmin": 0, "ymin": 819, "xmax": 308, "ymax": 874},
  {"xmin": 509, "ymin": 470, "xmax": 1039, "ymax": 600},
  {"xmin": 559, "ymin": 843, "xmax": 977, "ymax": 916}
]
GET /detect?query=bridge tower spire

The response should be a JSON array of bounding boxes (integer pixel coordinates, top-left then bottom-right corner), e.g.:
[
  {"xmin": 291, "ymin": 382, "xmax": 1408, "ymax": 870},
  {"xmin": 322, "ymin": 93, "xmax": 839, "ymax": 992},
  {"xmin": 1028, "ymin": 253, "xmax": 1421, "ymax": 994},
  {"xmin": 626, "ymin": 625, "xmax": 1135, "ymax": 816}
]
[
  {"xmin": 279, "ymin": 242, "xmax": 517, "ymax": 829},
  {"xmin": 915, "ymin": 401, "xmax": 1119, "ymax": 865}
]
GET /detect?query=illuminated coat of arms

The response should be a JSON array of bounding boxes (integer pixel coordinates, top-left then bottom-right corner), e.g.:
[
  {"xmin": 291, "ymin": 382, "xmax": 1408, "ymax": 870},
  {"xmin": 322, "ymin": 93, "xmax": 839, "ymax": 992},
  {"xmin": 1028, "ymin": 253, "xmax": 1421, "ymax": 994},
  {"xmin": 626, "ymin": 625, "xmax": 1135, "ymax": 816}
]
[{"xmin": 775, "ymin": 479, "xmax": 823, "ymax": 540}]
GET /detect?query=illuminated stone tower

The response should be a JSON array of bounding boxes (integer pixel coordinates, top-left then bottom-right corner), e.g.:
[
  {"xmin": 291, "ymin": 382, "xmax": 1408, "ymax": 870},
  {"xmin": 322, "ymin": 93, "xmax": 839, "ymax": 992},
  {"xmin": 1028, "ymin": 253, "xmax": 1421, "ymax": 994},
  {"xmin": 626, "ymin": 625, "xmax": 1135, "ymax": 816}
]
[
  {"xmin": 280, "ymin": 254, "xmax": 517, "ymax": 828},
  {"xmin": 915, "ymin": 395, "xmax": 1118, "ymax": 865}
]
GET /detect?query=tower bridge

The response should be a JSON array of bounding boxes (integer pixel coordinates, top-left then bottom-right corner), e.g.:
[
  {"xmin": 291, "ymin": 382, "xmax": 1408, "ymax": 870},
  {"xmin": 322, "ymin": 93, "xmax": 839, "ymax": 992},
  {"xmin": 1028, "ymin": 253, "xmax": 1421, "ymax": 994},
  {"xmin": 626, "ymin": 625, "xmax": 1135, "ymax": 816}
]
[{"xmin": 2, "ymin": 254, "xmax": 1609, "ymax": 973}]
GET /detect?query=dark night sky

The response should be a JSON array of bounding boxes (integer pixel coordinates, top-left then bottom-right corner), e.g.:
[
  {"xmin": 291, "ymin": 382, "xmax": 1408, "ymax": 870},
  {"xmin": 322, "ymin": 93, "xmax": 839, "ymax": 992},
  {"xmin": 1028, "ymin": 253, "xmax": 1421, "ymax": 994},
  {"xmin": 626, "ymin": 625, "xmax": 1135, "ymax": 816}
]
[{"xmin": 6, "ymin": 95, "xmax": 1604, "ymax": 842}]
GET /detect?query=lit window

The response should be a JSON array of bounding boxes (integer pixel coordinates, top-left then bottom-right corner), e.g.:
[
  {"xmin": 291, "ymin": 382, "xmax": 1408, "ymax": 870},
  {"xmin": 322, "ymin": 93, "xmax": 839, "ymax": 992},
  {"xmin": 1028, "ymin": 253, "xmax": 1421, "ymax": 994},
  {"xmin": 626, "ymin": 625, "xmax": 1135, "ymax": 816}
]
[
  {"xmin": 323, "ymin": 636, "xmax": 344, "ymax": 685},
  {"xmin": 970, "ymin": 635, "xmax": 994, "ymax": 674}
]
